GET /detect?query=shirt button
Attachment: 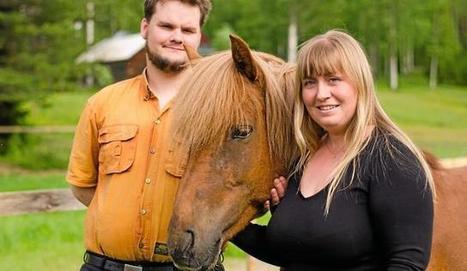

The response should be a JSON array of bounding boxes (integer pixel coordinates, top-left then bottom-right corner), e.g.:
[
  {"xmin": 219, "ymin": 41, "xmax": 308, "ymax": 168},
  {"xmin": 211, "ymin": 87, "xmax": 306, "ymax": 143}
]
[
  {"xmin": 150, "ymin": 147, "xmax": 156, "ymax": 154},
  {"xmin": 155, "ymin": 119, "xmax": 161, "ymax": 125},
  {"xmin": 145, "ymin": 178, "xmax": 151, "ymax": 184},
  {"xmin": 141, "ymin": 209, "xmax": 147, "ymax": 215}
]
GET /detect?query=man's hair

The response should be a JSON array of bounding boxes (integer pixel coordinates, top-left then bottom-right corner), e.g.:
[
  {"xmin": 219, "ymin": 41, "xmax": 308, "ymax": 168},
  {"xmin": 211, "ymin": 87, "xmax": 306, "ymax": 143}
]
[{"xmin": 144, "ymin": 0, "xmax": 212, "ymax": 26}]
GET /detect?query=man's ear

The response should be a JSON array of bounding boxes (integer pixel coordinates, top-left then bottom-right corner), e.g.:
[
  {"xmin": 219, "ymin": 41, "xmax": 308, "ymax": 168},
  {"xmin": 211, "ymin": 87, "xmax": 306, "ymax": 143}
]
[{"xmin": 140, "ymin": 18, "xmax": 149, "ymax": 40}]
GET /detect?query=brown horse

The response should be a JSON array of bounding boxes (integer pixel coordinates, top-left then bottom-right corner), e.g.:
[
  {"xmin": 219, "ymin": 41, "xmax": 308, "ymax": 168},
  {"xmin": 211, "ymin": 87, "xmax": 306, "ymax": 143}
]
[
  {"xmin": 167, "ymin": 35, "xmax": 467, "ymax": 270},
  {"xmin": 425, "ymin": 153, "xmax": 467, "ymax": 271},
  {"xmin": 167, "ymin": 35, "xmax": 295, "ymax": 270}
]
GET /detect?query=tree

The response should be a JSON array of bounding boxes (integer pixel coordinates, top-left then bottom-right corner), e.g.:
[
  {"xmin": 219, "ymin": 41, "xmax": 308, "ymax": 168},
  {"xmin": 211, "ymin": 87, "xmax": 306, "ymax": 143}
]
[
  {"xmin": 0, "ymin": 0, "xmax": 144, "ymax": 129},
  {"xmin": 185, "ymin": 0, "xmax": 467, "ymax": 87},
  {"xmin": 205, "ymin": 0, "xmax": 289, "ymax": 57},
  {"xmin": 428, "ymin": 0, "xmax": 463, "ymax": 88}
]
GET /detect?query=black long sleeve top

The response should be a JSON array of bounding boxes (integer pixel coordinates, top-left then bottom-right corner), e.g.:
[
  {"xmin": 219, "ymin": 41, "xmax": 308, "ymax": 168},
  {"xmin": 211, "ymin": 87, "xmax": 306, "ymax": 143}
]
[{"xmin": 233, "ymin": 132, "xmax": 434, "ymax": 271}]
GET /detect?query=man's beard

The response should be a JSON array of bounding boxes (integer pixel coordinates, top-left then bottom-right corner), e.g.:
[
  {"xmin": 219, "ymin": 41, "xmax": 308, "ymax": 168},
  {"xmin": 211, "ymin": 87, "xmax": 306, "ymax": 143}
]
[{"xmin": 146, "ymin": 43, "xmax": 187, "ymax": 73}]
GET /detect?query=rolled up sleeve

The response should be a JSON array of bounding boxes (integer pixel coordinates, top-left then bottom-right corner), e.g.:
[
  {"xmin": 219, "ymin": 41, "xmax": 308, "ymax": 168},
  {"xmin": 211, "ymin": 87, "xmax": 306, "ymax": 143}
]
[{"xmin": 67, "ymin": 101, "xmax": 99, "ymax": 188}]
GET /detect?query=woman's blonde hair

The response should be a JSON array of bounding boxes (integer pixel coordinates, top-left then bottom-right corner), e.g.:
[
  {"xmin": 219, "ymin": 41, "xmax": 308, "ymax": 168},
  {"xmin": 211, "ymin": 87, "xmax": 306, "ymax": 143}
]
[{"xmin": 293, "ymin": 30, "xmax": 435, "ymax": 214}]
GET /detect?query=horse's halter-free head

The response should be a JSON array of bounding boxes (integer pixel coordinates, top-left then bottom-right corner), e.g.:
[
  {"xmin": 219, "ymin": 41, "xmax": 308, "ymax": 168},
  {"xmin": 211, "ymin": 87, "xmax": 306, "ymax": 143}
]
[{"xmin": 167, "ymin": 35, "xmax": 279, "ymax": 271}]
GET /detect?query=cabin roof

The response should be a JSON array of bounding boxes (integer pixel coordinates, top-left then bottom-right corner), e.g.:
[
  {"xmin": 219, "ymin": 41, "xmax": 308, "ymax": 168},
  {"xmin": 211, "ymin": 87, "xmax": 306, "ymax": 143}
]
[{"xmin": 77, "ymin": 32, "xmax": 145, "ymax": 63}]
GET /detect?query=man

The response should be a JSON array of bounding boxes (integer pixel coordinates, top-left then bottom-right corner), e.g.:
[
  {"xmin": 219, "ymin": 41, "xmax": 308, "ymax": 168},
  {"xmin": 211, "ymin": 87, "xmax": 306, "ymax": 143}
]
[{"xmin": 67, "ymin": 1, "xmax": 212, "ymax": 270}]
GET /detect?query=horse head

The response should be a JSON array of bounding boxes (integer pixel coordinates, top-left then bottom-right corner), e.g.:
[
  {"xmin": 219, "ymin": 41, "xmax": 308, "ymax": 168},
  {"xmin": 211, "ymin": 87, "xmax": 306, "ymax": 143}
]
[{"xmin": 167, "ymin": 35, "xmax": 295, "ymax": 270}]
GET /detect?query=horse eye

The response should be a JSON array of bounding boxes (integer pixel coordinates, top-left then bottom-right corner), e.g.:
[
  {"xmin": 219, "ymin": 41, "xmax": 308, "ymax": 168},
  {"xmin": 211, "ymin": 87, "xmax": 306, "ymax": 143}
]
[{"xmin": 231, "ymin": 125, "xmax": 253, "ymax": 140}]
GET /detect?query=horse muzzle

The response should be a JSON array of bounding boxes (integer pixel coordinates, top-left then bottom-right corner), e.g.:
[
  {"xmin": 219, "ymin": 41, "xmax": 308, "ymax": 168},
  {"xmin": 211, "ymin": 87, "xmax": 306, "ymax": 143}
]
[{"xmin": 168, "ymin": 228, "xmax": 222, "ymax": 271}]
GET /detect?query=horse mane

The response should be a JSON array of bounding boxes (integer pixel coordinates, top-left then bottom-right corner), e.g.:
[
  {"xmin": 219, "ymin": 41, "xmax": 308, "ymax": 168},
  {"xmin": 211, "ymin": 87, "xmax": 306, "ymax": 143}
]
[
  {"xmin": 172, "ymin": 51, "xmax": 296, "ymax": 172},
  {"xmin": 423, "ymin": 150, "xmax": 444, "ymax": 171}
]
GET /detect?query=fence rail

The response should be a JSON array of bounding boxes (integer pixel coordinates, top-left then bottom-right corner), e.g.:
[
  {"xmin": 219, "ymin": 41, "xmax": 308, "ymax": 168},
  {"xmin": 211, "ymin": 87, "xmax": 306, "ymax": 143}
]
[
  {"xmin": 2, "ymin": 159, "xmax": 466, "ymax": 270},
  {"xmin": 0, "ymin": 158, "xmax": 466, "ymax": 217}
]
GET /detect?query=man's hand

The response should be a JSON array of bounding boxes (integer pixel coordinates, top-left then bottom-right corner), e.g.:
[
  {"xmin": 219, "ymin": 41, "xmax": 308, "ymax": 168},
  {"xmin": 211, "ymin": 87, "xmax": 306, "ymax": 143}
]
[
  {"xmin": 264, "ymin": 176, "xmax": 288, "ymax": 210},
  {"xmin": 70, "ymin": 185, "xmax": 96, "ymax": 207}
]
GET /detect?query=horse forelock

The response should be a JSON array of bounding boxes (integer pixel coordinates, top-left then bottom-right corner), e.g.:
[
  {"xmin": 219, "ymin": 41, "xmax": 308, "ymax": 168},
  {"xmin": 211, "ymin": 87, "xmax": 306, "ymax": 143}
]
[
  {"xmin": 172, "ymin": 52, "xmax": 259, "ymax": 150},
  {"xmin": 255, "ymin": 54, "xmax": 296, "ymax": 172},
  {"xmin": 172, "ymin": 51, "xmax": 295, "ymax": 171}
]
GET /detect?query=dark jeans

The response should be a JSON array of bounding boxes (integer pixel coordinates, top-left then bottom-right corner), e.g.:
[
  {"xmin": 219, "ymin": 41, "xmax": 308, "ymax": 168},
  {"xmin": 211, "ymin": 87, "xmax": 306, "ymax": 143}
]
[
  {"xmin": 80, "ymin": 263, "xmax": 102, "ymax": 271},
  {"xmin": 80, "ymin": 251, "xmax": 224, "ymax": 271},
  {"xmin": 80, "ymin": 262, "xmax": 229, "ymax": 271},
  {"xmin": 80, "ymin": 262, "xmax": 176, "ymax": 271},
  {"xmin": 81, "ymin": 251, "xmax": 177, "ymax": 271}
]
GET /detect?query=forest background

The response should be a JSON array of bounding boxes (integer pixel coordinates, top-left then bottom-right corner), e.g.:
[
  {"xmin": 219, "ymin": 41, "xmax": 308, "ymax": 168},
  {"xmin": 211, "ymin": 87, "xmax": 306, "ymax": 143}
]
[{"xmin": 1, "ymin": 0, "xmax": 466, "ymax": 140}]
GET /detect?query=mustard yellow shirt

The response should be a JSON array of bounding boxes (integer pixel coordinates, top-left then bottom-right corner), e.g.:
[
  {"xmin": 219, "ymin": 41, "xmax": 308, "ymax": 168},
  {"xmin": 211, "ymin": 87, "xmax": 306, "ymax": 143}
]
[{"xmin": 67, "ymin": 72, "xmax": 185, "ymax": 262}]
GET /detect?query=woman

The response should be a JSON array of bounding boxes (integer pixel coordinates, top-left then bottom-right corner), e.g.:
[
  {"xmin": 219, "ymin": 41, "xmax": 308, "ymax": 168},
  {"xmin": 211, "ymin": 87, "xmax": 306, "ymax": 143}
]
[{"xmin": 233, "ymin": 30, "xmax": 434, "ymax": 270}]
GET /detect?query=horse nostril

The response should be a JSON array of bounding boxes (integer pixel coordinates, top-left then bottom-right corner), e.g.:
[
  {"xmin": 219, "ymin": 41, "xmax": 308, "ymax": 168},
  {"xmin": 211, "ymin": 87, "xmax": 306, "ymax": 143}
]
[{"xmin": 186, "ymin": 229, "xmax": 195, "ymax": 250}]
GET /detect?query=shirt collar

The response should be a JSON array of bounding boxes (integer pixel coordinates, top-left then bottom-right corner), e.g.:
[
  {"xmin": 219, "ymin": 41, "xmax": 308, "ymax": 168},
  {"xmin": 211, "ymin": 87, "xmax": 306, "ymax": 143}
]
[{"xmin": 142, "ymin": 67, "xmax": 156, "ymax": 101}]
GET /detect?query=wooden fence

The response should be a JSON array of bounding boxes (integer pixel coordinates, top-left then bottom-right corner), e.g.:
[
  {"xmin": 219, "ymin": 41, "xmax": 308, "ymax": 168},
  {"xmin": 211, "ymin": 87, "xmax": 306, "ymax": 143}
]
[{"xmin": 1, "ymin": 157, "xmax": 466, "ymax": 216}]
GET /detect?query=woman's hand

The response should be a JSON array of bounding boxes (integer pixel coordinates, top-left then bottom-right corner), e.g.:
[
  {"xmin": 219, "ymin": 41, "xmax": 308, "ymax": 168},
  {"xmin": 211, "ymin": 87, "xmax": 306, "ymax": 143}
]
[{"xmin": 264, "ymin": 176, "xmax": 288, "ymax": 210}]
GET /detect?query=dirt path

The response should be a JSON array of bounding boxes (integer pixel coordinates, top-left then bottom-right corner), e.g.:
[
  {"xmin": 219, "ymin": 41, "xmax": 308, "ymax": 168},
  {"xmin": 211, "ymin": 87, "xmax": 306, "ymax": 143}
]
[
  {"xmin": 224, "ymin": 257, "xmax": 279, "ymax": 271},
  {"xmin": 441, "ymin": 157, "xmax": 467, "ymax": 168}
]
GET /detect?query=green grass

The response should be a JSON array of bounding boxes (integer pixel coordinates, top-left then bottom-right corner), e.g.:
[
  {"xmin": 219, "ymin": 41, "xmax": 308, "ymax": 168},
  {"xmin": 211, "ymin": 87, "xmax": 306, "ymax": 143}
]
[
  {"xmin": 0, "ymin": 210, "xmax": 247, "ymax": 271},
  {"xmin": 0, "ymin": 211, "xmax": 85, "ymax": 271},
  {"xmin": 0, "ymin": 172, "xmax": 67, "ymax": 192},
  {"xmin": 376, "ymin": 84, "xmax": 467, "ymax": 157},
  {"xmin": 22, "ymin": 91, "xmax": 93, "ymax": 125},
  {"xmin": 0, "ymin": 133, "xmax": 75, "ymax": 169}
]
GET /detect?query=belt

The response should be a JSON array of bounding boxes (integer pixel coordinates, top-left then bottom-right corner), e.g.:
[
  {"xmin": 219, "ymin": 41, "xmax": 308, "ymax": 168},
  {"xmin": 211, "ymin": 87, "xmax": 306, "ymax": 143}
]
[{"xmin": 84, "ymin": 252, "xmax": 175, "ymax": 271}]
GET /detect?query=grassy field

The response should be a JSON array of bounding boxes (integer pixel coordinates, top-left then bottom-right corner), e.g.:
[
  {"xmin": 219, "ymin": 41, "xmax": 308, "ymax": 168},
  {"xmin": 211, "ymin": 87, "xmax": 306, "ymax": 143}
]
[
  {"xmin": 0, "ymin": 211, "xmax": 85, "ymax": 270},
  {"xmin": 376, "ymin": 84, "xmax": 467, "ymax": 157},
  {"xmin": 0, "ymin": 208, "xmax": 248, "ymax": 270},
  {"xmin": 0, "ymin": 83, "xmax": 465, "ymax": 270},
  {"xmin": 0, "ymin": 172, "xmax": 67, "ymax": 192},
  {"xmin": 22, "ymin": 91, "xmax": 90, "ymax": 125}
]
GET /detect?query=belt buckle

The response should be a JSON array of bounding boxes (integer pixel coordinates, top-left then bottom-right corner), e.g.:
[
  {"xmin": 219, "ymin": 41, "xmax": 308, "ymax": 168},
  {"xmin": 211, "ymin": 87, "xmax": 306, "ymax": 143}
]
[{"xmin": 124, "ymin": 264, "xmax": 143, "ymax": 271}]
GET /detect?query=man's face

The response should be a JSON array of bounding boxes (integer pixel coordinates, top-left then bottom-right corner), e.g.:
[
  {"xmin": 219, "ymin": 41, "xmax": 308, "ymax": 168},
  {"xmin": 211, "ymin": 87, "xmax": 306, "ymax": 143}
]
[{"xmin": 140, "ymin": 1, "xmax": 202, "ymax": 73}]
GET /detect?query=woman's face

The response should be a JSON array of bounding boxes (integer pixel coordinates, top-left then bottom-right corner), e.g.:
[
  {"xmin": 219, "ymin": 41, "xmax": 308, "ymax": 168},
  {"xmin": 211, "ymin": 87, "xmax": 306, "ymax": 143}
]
[{"xmin": 301, "ymin": 73, "xmax": 358, "ymax": 135}]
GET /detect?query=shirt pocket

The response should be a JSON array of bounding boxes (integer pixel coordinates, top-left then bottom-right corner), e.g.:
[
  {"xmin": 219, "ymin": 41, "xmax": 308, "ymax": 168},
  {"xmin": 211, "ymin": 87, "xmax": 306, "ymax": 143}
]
[
  {"xmin": 165, "ymin": 139, "xmax": 189, "ymax": 178},
  {"xmin": 98, "ymin": 124, "xmax": 138, "ymax": 175}
]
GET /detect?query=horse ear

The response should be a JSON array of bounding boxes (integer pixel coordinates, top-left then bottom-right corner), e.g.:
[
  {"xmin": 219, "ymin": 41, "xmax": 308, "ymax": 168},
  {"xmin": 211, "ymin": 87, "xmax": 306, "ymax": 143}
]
[
  {"xmin": 184, "ymin": 44, "xmax": 201, "ymax": 61},
  {"xmin": 230, "ymin": 34, "xmax": 258, "ymax": 82}
]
